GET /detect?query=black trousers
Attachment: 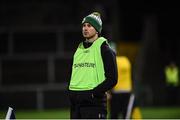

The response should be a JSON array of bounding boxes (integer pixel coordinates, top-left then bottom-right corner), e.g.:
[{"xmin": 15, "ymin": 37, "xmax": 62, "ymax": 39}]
[
  {"xmin": 110, "ymin": 92, "xmax": 135, "ymax": 119},
  {"xmin": 166, "ymin": 85, "xmax": 179, "ymax": 106},
  {"xmin": 68, "ymin": 90, "xmax": 107, "ymax": 119}
]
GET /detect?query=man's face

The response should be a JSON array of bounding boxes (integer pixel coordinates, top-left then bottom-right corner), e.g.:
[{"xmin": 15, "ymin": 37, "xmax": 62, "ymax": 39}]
[{"xmin": 82, "ymin": 23, "xmax": 97, "ymax": 39}]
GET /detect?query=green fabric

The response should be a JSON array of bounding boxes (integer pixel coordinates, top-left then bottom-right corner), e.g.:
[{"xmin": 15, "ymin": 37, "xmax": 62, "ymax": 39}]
[
  {"xmin": 69, "ymin": 37, "xmax": 107, "ymax": 91},
  {"xmin": 165, "ymin": 66, "xmax": 179, "ymax": 86}
]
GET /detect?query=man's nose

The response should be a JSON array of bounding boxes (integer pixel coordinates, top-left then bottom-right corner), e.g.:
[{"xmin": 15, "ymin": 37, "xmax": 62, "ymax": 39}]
[{"xmin": 83, "ymin": 26, "xmax": 88, "ymax": 31}]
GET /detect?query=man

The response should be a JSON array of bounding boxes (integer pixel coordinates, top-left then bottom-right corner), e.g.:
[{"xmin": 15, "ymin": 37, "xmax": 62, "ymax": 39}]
[
  {"xmin": 68, "ymin": 12, "xmax": 117, "ymax": 119},
  {"xmin": 109, "ymin": 56, "xmax": 142, "ymax": 119},
  {"xmin": 164, "ymin": 61, "xmax": 179, "ymax": 106}
]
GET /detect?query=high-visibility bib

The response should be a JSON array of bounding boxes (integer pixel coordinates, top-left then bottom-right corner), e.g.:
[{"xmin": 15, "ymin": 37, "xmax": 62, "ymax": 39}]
[
  {"xmin": 113, "ymin": 56, "xmax": 132, "ymax": 92},
  {"xmin": 69, "ymin": 37, "xmax": 107, "ymax": 91}
]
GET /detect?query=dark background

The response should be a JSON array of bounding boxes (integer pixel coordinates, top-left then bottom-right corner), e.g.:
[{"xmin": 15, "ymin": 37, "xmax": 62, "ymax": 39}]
[{"xmin": 0, "ymin": 0, "xmax": 180, "ymax": 110}]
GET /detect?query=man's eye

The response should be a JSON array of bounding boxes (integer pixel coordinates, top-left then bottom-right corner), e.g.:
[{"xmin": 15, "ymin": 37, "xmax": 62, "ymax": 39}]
[{"xmin": 87, "ymin": 24, "xmax": 91, "ymax": 27}]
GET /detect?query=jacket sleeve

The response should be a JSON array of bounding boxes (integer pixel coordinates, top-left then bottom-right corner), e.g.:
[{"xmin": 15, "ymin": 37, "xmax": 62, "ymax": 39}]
[{"xmin": 93, "ymin": 42, "xmax": 118, "ymax": 94}]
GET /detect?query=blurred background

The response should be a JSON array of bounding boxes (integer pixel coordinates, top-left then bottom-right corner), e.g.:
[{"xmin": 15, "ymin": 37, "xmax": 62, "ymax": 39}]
[{"xmin": 0, "ymin": 0, "xmax": 180, "ymax": 118}]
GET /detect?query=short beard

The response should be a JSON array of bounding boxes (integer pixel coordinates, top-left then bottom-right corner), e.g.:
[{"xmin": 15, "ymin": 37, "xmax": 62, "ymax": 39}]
[{"xmin": 85, "ymin": 33, "xmax": 98, "ymax": 42}]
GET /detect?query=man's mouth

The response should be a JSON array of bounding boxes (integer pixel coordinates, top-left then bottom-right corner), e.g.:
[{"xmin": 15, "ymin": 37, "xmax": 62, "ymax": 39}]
[{"xmin": 84, "ymin": 32, "xmax": 88, "ymax": 35}]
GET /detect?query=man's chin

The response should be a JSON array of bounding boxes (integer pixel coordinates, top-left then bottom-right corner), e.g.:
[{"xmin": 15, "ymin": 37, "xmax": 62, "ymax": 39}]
[
  {"xmin": 83, "ymin": 34, "xmax": 94, "ymax": 40},
  {"xmin": 83, "ymin": 34, "xmax": 88, "ymax": 37},
  {"xmin": 84, "ymin": 36, "xmax": 90, "ymax": 39}
]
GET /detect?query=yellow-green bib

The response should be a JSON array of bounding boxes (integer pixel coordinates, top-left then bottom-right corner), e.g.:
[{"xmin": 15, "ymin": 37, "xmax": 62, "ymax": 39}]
[{"xmin": 69, "ymin": 37, "xmax": 107, "ymax": 91}]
